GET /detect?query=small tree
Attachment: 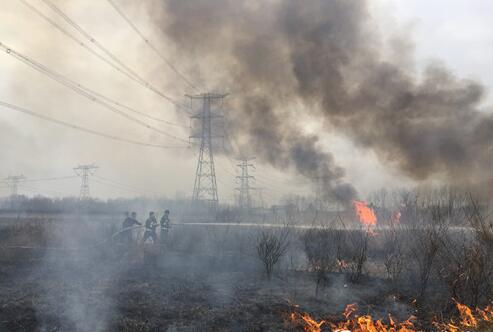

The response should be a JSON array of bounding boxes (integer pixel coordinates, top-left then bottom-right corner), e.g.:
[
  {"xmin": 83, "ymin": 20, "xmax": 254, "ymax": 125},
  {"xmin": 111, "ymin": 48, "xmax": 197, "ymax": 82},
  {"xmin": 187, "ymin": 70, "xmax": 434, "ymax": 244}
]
[
  {"xmin": 302, "ymin": 228, "xmax": 341, "ymax": 294},
  {"xmin": 382, "ymin": 225, "xmax": 404, "ymax": 284},
  {"xmin": 256, "ymin": 229, "xmax": 289, "ymax": 279},
  {"xmin": 344, "ymin": 228, "xmax": 370, "ymax": 283},
  {"xmin": 407, "ymin": 205, "xmax": 447, "ymax": 302},
  {"xmin": 439, "ymin": 196, "xmax": 493, "ymax": 307}
]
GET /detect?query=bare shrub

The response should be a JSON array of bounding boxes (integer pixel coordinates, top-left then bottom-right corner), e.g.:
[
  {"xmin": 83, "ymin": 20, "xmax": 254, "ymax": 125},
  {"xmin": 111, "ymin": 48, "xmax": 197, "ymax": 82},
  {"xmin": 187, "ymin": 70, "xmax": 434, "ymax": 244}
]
[
  {"xmin": 467, "ymin": 196, "xmax": 493, "ymax": 249},
  {"xmin": 343, "ymin": 228, "xmax": 370, "ymax": 283},
  {"xmin": 439, "ymin": 236, "xmax": 492, "ymax": 307},
  {"xmin": 302, "ymin": 227, "xmax": 342, "ymax": 294},
  {"xmin": 407, "ymin": 205, "xmax": 448, "ymax": 301},
  {"xmin": 439, "ymin": 196, "xmax": 493, "ymax": 307},
  {"xmin": 382, "ymin": 225, "xmax": 404, "ymax": 284},
  {"xmin": 256, "ymin": 228, "xmax": 290, "ymax": 279}
]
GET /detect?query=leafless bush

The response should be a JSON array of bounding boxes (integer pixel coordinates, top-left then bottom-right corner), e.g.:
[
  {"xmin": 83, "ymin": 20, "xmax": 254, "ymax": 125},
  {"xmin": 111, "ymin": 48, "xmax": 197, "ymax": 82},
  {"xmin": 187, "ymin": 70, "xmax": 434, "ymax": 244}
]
[
  {"xmin": 343, "ymin": 228, "xmax": 370, "ymax": 283},
  {"xmin": 438, "ymin": 196, "xmax": 493, "ymax": 307},
  {"xmin": 407, "ymin": 205, "xmax": 448, "ymax": 301},
  {"xmin": 468, "ymin": 196, "xmax": 493, "ymax": 249},
  {"xmin": 256, "ymin": 228, "xmax": 290, "ymax": 279},
  {"xmin": 382, "ymin": 225, "xmax": 404, "ymax": 284},
  {"xmin": 439, "ymin": 236, "xmax": 491, "ymax": 307},
  {"xmin": 302, "ymin": 227, "xmax": 342, "ymax": 294}
]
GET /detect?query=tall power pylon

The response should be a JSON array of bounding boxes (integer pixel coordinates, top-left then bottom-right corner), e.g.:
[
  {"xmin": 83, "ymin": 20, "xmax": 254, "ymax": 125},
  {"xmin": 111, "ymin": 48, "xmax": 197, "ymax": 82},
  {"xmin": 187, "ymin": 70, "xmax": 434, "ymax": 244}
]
[
  {"xmin": 74, "ymin": 164, "xmax": 98, "ymax": 200},
  {"xmin": 236, "ymin": 157, "xmax": 256, "ymax": 210},
  {"xmin": 5, "ymin": 175, "xmax": 25, "ymax": 208},
  {"xmin": 188, "ymin": 93, "xmax": 227, "ymax": 210},
  {"xmin": 5, "ymin": 175, "xmax": 25, "ymax": 198}
]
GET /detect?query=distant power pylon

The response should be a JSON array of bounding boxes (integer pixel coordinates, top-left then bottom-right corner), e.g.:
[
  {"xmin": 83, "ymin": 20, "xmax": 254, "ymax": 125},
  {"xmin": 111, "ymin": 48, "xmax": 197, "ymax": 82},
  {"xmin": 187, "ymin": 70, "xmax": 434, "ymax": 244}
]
[
  {"xmin": 5, "ymin": 175, "xmax": 25, "ymax": 197},
  {"xmin": 5, "ymin": 175, "xmax": 25, "ymax": 208},
  {"xmin": 188, "ymin": 93, "xmax": 227, "ymax": 210},
  {"xmin": 74, "ymin": 164, "xmax": 98, "ymax": 200},
  {"xmin": 236, "ymin": 157, "xmax": 256, "ymax": 210}
]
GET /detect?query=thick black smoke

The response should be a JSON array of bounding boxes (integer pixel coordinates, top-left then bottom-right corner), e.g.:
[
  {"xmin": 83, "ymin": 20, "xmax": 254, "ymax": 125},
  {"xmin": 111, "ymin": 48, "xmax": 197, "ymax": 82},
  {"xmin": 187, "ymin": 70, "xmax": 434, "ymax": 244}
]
[{"xmin": 151, "ymin": 0, "xmax": 493, "ymax": 200}]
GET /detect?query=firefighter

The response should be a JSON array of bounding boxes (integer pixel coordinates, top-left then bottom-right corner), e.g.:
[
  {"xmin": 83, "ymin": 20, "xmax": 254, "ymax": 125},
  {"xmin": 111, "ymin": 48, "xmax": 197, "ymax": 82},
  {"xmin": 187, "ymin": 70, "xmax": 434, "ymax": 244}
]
[
  {"xmin": 160, "ymin": 209, "xmax": 171, "ymax": 243},
  {"xmin": 121, "ymin": 211, "xmax": 141, "ymax": 245},
  {"xmin": 142, "ymin": 211, "xmax": 158, "ymax": 244}
]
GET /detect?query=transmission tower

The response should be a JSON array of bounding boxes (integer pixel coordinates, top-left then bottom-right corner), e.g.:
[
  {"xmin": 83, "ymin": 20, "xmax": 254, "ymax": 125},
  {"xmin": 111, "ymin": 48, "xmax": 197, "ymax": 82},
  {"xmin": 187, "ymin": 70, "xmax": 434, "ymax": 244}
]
[
  {"xmin": 74, "ymin": 164, "xmax": 98, "ymax": 200},
  {"xmin": 236, "ymin": 157, "xmax": 256, "ymax": 210},
  {"xmin": 5, "ymin": 175, "xmax": 25, "ymax": 208},
  {"xmin": 188, "ymin": 93, "xmax": 227, "ymax": 209},
  {"xmin": 5, "ymin": 175, "xmax": 25, "ymax": 197}
]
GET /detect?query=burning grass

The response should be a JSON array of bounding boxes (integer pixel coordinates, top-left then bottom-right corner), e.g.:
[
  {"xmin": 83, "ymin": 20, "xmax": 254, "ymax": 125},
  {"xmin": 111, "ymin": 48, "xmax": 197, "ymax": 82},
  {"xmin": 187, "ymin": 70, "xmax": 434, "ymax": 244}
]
[{"xmin": 289, "ymin": 302, "xmax": 493, "ymax": 332}]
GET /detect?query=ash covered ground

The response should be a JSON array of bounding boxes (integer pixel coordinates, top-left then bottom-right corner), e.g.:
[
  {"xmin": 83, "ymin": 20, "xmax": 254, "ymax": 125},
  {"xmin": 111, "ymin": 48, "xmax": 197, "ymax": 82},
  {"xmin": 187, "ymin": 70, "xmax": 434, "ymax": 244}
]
[
  {"xmin": 0, "ymin": 198, "xmax": 492, "ymax": 332},
  {"xmin": 0, "ymin": 218, "xmax": 404, "ymax": 332}
]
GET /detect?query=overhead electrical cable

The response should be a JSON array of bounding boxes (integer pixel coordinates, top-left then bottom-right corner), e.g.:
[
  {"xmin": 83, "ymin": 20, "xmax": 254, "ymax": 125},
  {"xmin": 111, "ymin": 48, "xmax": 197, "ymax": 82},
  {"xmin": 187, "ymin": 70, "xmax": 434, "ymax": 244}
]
[
  {"xmin": 17, "ymin": 0, "xmax": 189, "ymax": 127},
  {"xmin": 37, "ymin": 0, "xmax": 191, "ymax": 111},
  {"xmin": 91, "ymin": 178, "xmax": 145, "ymax": 195},
  {"xmin": 22, "ymin": 175, "xmax": 78, "ymax": 182},
  {"xmin": 94, "ymin": 175, "xmax": 162, "ymax": 196},
  {"xmin": 106, "ymin": 0, "xmax": 200, "ymax": 92},
  {"xmin": 0, "ymin": 175, "xmax": 77, "ymax": 183},
  {"xmin": 0, "ymin": 100, "xmax": 189, "ymax": 149},
  {"xmin": 18, "ymin": 183, "xmax": 73, "ymax": 197},
  {"xmin": 0, "ymin": 42, "xmax": 189, "ymax": 143}
]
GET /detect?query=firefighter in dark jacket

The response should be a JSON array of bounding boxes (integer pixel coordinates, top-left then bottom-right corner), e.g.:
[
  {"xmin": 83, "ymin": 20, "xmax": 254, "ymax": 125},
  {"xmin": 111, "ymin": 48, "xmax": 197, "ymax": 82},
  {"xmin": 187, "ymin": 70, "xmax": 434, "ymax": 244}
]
[
  {"xmin": 160, "ymin": 209, "xmax": 171, "ymax": 243},
  {"xmin": 142, "ymin": 211, "xmax": 158, "ymax": 244},
  {"xmin": 121, "ymin": 211, "xmax": 141, "ymax": 245}
]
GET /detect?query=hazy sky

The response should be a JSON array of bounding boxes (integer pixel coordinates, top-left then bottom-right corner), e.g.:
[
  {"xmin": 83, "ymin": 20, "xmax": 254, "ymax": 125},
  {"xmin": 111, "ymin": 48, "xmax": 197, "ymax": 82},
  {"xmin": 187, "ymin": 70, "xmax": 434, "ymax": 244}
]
[{"xmin": 0, "ymin": 0, "xmax": 491, "ymax": 204}]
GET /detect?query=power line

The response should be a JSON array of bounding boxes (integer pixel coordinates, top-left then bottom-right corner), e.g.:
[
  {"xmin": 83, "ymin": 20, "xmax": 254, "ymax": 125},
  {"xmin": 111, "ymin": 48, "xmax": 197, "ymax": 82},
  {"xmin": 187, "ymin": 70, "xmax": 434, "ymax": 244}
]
[
  {"xmin": 0, "ymin": 100, "xmax": 189, "ymax": 149},
  {"xmin": 0, "ymin": 175, "xmax": 78, "ymax": 183},
  {"xmin": 21, "ymin": 175, "xmax": 78, "ymax": 182},
  {"xmin": 87, "ymin": 89, "xmax": 190, "ymax": 128},
  {"xmin": 0, "ymin": 42, "xmax": 189, "ymax": 143},
  {"xmin": 4, "ymin": 2, "xmax": 188, "ymax": 128},
  {"xmin": 92, "ymin": 178, "xmax": 160, "ymax": 197},
  {"xmin": 17, "ymin": 0, "xmax": 190, "ymax": 127},
  {"xmin": 106, "ymin": 0, "xmax": 200, "ymax": 92},
  {"xmin": 94, "ymin": 175, "xmax": 162, "ymax": 196},
  {"xmin": 37, "ymin": 0, "xmax": 190, "ymax": 111},
  {"xmin": 15, "ymin": 0, "xmax": 146, "ymax": 95},
  {"xmin": 18, "ymin": 182, "xmax": 74, "ymax": 197}
]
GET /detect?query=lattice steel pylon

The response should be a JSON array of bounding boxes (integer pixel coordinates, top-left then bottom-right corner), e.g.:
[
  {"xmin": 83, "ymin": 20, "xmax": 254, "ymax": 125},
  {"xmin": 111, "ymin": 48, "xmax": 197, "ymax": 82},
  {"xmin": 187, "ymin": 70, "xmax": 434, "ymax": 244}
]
[
  {"xmin": 188, "ymin": 93, "xmax": 227, "ymax": 210},
  {"xmin": 5, "ymin": 175, "xmax": 25, "ymax": 208},
  {"xmin": 74, "ymin": 164, "xmax": 98, "ymax": 200},
  {"xmin": 5, "ymin": 175, "xmax": 25, "ymax": 197},
  {"xmin": 236, "ymin": 157, "xmax": 256, "ymax": 210}
]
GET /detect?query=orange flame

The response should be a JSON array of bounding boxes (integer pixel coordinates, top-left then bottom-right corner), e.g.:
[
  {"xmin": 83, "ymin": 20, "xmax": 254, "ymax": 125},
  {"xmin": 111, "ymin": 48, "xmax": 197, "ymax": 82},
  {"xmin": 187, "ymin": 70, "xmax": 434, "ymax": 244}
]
[
  {"xmin": 289, "ymin": 311, "xmax": 325, "ymax": 332},
  {"xmin": 353, "ymin": 200, "xmax": 377, "ymax": 226},
  {"xmin": 456, "ymin": 301, "xmax": 477, "ymax": 327},
  {"xmin": 291, "ymin": 303, "xmax": 417, "ymax": 332},
  {"xmin": 433, "ymin": 301, "xmax": 493, "ymax": 331},
  {"xmin": 343, "ymin": 303, "xmax": 357, "ymax": 319},
  {"xmin": 290, "ymin": 301, "xmax": 493, "ymax": 332}
]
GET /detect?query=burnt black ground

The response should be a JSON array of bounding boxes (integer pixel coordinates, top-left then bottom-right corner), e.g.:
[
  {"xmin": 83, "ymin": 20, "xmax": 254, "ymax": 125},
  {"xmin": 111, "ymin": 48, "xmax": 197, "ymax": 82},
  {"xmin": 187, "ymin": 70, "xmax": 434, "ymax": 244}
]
[
  {"xmin": 0, "ymin": 245, "xmax": 413, "ymax": 332},
  {"xmin": 0, "ymin": 222, "xmax": 449, "ymax": 332}
]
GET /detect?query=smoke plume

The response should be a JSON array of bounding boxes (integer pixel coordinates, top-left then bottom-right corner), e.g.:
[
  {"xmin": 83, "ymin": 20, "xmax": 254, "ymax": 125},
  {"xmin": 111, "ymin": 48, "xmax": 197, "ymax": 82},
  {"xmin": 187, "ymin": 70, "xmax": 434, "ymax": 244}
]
[{"xmin": 151, "ymin": 0, "xmax": 493, "ymax": 200}]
